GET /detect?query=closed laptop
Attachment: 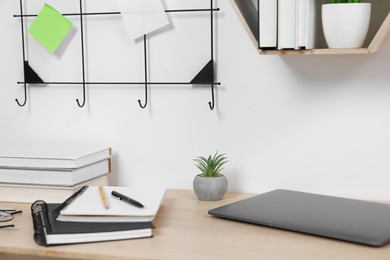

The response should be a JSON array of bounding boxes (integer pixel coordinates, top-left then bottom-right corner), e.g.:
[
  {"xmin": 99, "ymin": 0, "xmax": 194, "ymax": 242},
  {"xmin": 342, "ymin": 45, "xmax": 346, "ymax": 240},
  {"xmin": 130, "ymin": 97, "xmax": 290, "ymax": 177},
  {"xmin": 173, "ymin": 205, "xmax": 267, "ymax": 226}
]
[{"xmin": 209, "ymin": 189, "xmax": 390, "ymax": 247}]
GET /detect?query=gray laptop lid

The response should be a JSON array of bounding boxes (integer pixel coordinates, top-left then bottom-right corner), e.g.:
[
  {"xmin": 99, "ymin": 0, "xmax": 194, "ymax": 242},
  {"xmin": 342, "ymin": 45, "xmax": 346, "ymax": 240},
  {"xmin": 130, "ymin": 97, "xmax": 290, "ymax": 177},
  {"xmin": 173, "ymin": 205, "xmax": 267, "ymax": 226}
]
[{"xmin": 209, "ymin": 189, "xmax": 390, "ymax": 246}]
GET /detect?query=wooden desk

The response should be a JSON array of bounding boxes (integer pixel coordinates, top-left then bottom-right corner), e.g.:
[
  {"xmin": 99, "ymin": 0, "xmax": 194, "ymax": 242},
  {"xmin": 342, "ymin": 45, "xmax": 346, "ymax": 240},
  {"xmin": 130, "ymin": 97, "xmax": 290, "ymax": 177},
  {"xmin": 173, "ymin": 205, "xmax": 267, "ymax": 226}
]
[{"xmin": 1, "ymin": 190, "xmax": 390, "ymax": 260}]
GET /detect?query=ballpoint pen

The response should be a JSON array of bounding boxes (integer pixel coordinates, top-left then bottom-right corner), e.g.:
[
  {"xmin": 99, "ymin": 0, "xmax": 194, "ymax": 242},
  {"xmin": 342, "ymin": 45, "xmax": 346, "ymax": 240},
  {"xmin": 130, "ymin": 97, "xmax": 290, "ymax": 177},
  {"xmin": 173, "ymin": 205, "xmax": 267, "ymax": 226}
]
[
  {"xmin": 111, "ymin": 191, "xmax": 144, "ymax": 208},
  {"xmin": 52, "ymin": 186, "xmax": 89, "ymax": 218}
]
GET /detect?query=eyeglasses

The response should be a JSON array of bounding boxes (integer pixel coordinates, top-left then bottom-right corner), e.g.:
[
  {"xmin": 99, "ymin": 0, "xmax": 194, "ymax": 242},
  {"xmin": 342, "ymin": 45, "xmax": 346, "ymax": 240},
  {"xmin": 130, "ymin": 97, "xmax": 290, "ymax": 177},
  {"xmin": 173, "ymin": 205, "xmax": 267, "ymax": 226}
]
[{"xmin": 0, "ymin": 208, "xmax": 22, "ymax": 229}]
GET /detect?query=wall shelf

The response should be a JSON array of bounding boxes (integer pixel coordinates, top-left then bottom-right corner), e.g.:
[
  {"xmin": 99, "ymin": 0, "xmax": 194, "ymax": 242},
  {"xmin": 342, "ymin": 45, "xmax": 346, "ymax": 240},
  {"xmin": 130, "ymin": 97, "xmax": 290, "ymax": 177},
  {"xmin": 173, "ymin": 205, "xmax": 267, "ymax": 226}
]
[{"xmin": 230, "ymin": 0, "xmax": 390, "ymax": 55}]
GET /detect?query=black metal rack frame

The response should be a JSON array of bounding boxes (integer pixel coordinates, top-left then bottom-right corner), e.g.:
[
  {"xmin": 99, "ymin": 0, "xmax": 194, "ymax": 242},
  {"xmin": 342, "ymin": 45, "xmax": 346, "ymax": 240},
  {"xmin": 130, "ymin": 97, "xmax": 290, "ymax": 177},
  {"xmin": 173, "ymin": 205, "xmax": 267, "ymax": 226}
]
[{"xmin": 14, "ymin": 0, "xmax": 221, "ymax": 110}]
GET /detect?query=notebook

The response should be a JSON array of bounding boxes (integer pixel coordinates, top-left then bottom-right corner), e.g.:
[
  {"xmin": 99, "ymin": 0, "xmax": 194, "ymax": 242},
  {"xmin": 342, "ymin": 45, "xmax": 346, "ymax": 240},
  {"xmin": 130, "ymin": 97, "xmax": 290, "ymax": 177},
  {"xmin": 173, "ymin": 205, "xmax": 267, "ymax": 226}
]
[
  {"xmin": 57, "ymin": 186, "xmax": 166, "ymax": 222},
  {"xmin": 31, "ymin": 200, "xmax": 154, "ymax": 246},
  {"xmin": 209, "ymin": 189, "xmax": 390, "ymax": 247}
]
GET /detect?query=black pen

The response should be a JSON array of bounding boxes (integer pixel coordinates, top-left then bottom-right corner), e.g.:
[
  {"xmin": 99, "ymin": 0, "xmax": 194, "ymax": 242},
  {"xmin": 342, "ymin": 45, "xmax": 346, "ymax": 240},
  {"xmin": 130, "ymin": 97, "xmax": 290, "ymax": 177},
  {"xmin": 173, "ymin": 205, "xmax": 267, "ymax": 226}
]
[
  {"xmin": 52, "ymin": 186, "xmax": 89, "ymax": 219},
  {"xmin": 111, "ymin": 191, "xmax": 144, "ymax": 208}
]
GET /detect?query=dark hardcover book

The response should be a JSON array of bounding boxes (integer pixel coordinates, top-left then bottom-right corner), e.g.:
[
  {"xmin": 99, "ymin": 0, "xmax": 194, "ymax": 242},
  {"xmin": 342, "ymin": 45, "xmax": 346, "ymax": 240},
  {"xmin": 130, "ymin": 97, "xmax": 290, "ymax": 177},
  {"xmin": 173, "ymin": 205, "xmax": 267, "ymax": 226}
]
[{"xmin": 31, "ymin": 200, "xmax": 154, "ymax": 246}]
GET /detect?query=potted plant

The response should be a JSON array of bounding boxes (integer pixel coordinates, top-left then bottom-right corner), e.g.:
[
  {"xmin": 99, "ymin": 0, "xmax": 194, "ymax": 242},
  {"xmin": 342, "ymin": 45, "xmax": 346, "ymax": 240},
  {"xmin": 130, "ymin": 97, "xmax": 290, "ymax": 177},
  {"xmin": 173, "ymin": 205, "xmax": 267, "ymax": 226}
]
[
  {"xmin": 193, "ymin": 151, "xmax": 228, "ymax": 201},
  {"xmin": 322, "ymin": 0, "xmax": 371, "ymax": 48}
]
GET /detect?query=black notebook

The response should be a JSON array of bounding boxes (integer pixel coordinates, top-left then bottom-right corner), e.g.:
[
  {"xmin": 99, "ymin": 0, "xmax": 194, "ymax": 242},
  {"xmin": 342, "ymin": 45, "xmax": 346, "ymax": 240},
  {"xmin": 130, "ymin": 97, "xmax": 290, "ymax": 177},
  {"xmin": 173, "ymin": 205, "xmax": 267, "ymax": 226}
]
[{"xmin": 31, "ymin": 200, "xmax": 154, "ymax": 246}]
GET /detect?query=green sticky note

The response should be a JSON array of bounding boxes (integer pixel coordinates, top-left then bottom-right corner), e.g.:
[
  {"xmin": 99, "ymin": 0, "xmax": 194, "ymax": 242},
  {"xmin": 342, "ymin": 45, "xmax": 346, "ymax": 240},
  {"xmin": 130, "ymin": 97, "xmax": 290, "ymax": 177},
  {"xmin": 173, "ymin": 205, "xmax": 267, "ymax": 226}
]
[{"xmin": 28, "ymin": 4, "xmax": 73, "ymax": 53}]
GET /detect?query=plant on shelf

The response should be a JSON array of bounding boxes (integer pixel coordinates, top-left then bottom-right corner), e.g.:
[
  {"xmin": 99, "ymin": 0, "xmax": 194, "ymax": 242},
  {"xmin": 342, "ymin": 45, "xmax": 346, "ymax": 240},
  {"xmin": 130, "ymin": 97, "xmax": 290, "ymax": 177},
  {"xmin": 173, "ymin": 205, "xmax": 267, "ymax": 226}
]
[
  {"xmin": 192, "ymin": 151, "xmax": 229, "ymax": 201},
  {"xmin": 329, "ymin": 0, "xmax": 362, "ymax": 3},
  {"xmin": 322, "ymin": 0, "xmax": 371, "ymax": 48}
]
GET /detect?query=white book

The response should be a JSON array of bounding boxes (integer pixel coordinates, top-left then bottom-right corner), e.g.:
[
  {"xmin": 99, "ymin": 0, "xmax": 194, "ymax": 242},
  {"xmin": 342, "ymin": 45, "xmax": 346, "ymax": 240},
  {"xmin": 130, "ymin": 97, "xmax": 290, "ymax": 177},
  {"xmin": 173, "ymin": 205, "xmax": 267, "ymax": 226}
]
[
  {"xmin": 0, "ymin": 175, "xmax": 109, "ymax": 203},
  {"xmin": 0, "ymin": 147, "xmax": 112, "ymax": 169},
  {"xmin": 259, "ymin": 0, "xmax": 278, "ymax": 48},
  {"xmin": 0, "ymin": 159, "xmax": 110, "ymax": 186},
  {"xmin": 57, "ymin": 186, "xmax": 167, "ymax": 223},
  {"xmin": 277, "ymin": 0, "xmax": 297, "ymax": 50},
  {"xmin": 296, "ymin": 0, "xmax": 309, "ymax": 49},
  {"xmin": 306, "ymin": 0, "xmax": 319, "ymax": 49}
]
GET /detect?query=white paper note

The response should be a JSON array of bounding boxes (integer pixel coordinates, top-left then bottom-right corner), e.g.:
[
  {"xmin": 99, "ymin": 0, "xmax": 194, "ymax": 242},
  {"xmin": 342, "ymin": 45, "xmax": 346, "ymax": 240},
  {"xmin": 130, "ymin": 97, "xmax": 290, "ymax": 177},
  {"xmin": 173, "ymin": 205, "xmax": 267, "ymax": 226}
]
[{"xmin": 115, "ymin": 0, "xmax": 169, "ymax": 40}]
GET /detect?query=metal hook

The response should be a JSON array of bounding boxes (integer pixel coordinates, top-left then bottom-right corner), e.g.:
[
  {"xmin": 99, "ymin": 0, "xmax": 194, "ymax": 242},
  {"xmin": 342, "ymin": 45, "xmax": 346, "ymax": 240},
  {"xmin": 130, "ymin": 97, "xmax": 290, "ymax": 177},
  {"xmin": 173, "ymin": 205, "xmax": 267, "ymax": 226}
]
[
  {"xmin": 208, "ymin": 83, "xmax": 215, "ymax": 110},
  {"xmin": 76, "ymin": 0, "xmax": 86, "ymax": 108},
  {"xmin": 138, "ymin": 84, "xmax": 148, "ymax": 108},
  {"xmin": 17, "ymin": 0, "xmax": 27, "ymax": 107},
  {"xmin": 139, "ymin": 34, "xmax": 148, "ymax": 109},
  {"xmin": 15, "ymin": 83, "xmax": 27, "ymax": 107},
  {"xmin": 208, "ymin": 0, "xmax": 215, "ymax": 111},
  {"xmin": 138, "ymin": 96, "xmax": 147, "ymax": 108},
  {"xmin": 76, "ymin": 88, "xmax": 86, "ymax": 107}
]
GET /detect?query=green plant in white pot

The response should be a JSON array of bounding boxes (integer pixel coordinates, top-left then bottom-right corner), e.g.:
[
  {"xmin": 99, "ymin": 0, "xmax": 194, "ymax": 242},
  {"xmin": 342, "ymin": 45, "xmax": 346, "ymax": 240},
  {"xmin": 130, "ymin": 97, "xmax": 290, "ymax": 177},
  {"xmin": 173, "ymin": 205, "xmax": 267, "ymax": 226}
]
[
  {"xmin": 193, "ymin": 151, "xmax": 228, "ymax": 201},
  {"xmin": 322, "ymin": 0, "xmax": 371, "ymax": 48}
]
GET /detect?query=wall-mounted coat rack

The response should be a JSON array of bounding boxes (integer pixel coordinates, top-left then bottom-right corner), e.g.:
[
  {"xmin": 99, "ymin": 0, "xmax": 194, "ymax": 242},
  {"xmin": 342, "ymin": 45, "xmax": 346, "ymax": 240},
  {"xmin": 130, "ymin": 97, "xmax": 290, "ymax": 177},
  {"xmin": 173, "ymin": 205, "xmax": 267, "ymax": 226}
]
[{"xmin": 14, "ymin": 0, "xmax": 221, "ymax": 110}]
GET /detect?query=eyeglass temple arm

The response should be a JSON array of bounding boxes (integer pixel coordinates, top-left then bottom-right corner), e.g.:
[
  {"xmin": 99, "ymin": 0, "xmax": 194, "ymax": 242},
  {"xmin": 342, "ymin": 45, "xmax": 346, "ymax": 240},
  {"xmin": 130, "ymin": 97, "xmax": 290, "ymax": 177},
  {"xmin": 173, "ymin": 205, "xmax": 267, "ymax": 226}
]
[{"xmin": 0, "ymin": 224, "xmax": 15, "ymax": 229}]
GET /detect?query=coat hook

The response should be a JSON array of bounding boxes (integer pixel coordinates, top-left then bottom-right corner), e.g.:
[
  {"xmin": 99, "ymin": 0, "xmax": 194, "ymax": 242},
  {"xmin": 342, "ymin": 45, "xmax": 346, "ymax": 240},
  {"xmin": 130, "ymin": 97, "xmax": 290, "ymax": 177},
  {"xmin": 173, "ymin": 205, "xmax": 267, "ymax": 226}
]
[
  {"xmin": 138, "ymin": 85, "xmax": 148, "ymax": 108},
  {"xmin": 76, "ymin": 0, "xmax": 86, "ymax": 108},
  {"xmin": 208, "ymin": 0, "xmax": 215, "ymax": 111},
  {"xmin": 17, "ymin": 0, "xmax": 27, "ymax": 107},
  {"xmin": 15, "ymin": 83, "xmax": 27, "ymax": 107},
  {"xmin": 76, "ymin": 86, "xmax": 86, "ymax": 108},
  {"xmin": 208, "ymin": 83, "xmax": 215, "ymax": 110},
  {"xmin": 139, "ymin": 34, "xmax": 148, "ymax": 109}
]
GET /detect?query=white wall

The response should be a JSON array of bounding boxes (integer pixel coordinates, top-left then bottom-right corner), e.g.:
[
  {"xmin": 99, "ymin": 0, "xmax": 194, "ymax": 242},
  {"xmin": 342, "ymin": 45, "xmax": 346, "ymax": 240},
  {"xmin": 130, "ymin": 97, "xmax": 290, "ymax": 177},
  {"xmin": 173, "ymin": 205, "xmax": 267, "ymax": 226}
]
[{"xmin": 1, "ymin": 0, "xmax": 390, "ymax": 200}]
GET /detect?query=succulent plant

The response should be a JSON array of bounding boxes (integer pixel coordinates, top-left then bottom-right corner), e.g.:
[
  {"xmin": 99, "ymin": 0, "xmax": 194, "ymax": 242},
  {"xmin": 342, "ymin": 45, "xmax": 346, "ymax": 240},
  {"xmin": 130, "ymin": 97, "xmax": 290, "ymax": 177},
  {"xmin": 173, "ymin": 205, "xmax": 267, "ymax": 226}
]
[{"xmin": 193, "ymin": 151, "xmax": 228, "ymax": 177}]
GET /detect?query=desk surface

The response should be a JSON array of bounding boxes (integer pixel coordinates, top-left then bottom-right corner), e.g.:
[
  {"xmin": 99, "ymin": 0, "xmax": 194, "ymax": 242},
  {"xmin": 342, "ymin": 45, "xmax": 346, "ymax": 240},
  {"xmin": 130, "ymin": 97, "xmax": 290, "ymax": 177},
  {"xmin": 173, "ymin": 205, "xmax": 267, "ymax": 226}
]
[{"xmin": 1, "ymin": 189, "xmax": 390, "ymax": 260}]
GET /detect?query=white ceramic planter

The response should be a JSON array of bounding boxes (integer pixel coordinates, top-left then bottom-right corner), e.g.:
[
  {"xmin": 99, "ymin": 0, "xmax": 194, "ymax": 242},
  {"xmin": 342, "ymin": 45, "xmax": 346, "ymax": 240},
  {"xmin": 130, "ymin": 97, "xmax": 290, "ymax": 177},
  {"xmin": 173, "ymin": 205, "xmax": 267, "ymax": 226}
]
[{"xmin": 322, "ymin": 3, "xmax": 371, "ymax": 48}]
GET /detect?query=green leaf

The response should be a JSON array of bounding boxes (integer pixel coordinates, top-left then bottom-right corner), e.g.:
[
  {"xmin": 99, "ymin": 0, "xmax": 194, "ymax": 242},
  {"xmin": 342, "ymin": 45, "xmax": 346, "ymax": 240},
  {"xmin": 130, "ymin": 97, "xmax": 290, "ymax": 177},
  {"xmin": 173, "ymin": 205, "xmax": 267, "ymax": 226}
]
[{"xmin": 193, "ymin": 151, "xmax": 229, "ymax": 177}]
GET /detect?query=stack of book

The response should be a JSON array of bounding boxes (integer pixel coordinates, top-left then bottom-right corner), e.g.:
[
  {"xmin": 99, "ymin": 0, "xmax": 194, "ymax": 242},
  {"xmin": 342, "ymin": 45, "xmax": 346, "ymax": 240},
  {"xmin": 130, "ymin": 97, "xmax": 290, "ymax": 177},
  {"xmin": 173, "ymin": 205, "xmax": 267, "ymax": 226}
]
[
  {"xmin": 0, "ymin": 147, "xmax": 112, "ymax": 203},
  {"xmin": 252, "ymin": 0, "xmax": 321, "ymax": 50},
  {"xmin": 31, "ymin": 186, "xmax": 167, "ymax": 245}
]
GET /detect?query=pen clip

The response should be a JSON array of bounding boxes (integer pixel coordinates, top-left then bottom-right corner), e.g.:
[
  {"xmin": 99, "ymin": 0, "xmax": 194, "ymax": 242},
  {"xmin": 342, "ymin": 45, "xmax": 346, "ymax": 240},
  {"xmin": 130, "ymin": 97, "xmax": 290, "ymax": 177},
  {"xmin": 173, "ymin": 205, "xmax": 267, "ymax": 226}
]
[{"xmin": 111, "ymin": 190, "xmax": 121, "ymax": 199}]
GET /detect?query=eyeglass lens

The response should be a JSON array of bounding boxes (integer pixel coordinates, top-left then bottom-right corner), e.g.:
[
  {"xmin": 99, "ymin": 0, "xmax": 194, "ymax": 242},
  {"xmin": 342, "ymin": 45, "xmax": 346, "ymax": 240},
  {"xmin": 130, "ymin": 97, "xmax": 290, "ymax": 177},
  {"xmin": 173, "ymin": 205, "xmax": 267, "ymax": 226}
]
[{"xmin": 0, "ymin": 211, "xmax": 14, "ymax": 222}]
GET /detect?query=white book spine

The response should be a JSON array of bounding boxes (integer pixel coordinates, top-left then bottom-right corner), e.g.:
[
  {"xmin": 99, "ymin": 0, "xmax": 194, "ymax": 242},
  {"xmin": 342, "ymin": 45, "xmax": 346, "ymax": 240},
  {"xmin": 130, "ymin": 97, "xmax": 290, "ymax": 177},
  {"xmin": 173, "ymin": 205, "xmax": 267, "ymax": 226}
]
[
  {"xmin": 306, "ymin": 0, "xmax": 318, "ymax": 49},
  {"xmin": 259, "ymin": 0, "xmax": 278, "ymax": 48},
  {"xmin": 296, "ymin": 0, "xmax": 309, "ymax": 49},
  {"xmin": 277, "ymin": 0, "xmax": 297, "ymax": 50}
]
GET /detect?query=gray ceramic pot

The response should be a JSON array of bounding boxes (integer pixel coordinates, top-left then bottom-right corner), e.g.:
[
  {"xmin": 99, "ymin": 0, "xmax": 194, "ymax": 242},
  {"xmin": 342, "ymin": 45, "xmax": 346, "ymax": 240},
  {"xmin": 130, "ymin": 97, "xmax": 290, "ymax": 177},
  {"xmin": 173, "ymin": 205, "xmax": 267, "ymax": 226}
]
[{"xmin": 193, "ymin": 174, "xmax": 228, "ymax": 201}]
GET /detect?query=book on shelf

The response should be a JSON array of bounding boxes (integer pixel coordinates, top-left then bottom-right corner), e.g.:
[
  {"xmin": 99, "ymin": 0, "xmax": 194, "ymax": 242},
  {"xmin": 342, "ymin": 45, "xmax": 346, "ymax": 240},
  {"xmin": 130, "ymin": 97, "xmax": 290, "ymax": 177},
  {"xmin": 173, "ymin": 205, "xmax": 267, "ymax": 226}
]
[
  {"xmin": 296, "ymin": 0, "xmax": 308, "ymax": 49},
  {"xmin": 31, "ymin": 200, "xmax": 153, "ymax": 246},
  {"xmin": 0, "ymin": 146, "xmax": 112, "ymax": 169},
  {"xmin": 243, "ymin": 0, "xmax": 324, "ymax": 51},
  {"xmin": 277, "ymin": 0, "xmax": 297, "ymax": 50},
  {"xmin": 296, "ymin": 0, "xmax": 321, "ymax": 49},
  {"xmin": 237, "ymin": 0, "xmax": 259, "ymax": 46},
  {"xmin": 57, "ymin": 186, "xmax": 166, "ymax": 223},
  {"xmin": 306, "ymin": 0, "xmax": 322, "ymax": 49},
  {"xmin": 258, "ymin": 0, "xmax": 278, "ymax": 49},
  {"xmin": 0, "ymin": 175, "xmax": 109, "ymax": 203},
  {"xmin": 0, "ymin": 159, "xmax": 111, "ymax": 186}
]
